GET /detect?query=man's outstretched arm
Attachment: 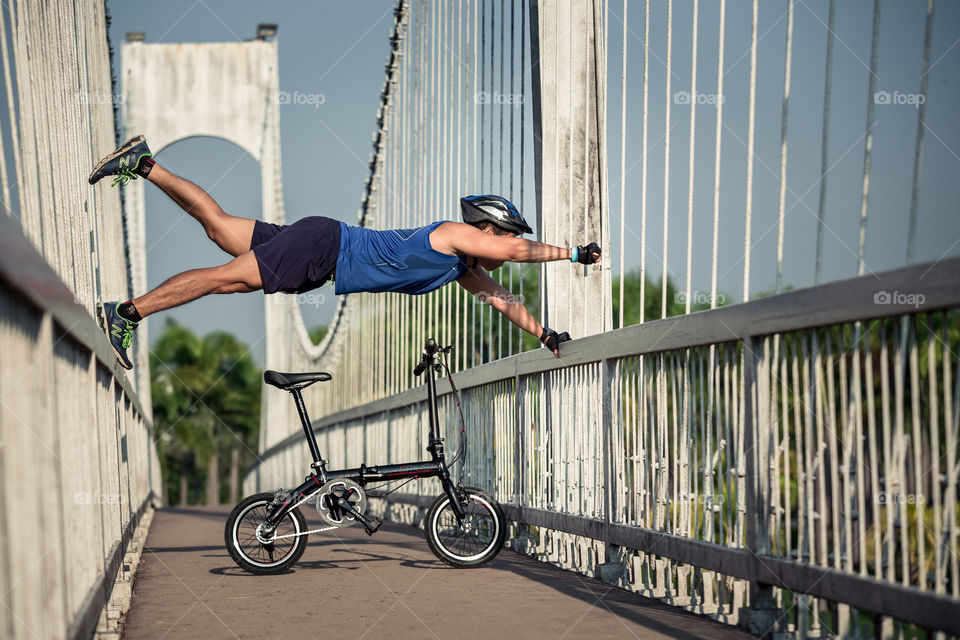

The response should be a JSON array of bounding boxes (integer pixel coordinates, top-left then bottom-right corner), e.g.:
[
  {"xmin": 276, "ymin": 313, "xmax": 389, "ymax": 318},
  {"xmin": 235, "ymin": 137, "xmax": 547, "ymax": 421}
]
[
  {"xmin": 434, "ymin": 222, "xmax": 601, "ymax": 264},
  {"xmin": 456, "ymin": 267, "xmax": 566, "ymax": 355}
]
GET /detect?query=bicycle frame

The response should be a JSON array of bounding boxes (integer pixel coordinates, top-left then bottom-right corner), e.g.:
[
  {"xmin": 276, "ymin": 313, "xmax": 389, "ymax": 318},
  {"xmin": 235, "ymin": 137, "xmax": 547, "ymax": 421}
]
[{"xmin": 263, "ymin": 354, "xmax": 465, "ymax": 528}]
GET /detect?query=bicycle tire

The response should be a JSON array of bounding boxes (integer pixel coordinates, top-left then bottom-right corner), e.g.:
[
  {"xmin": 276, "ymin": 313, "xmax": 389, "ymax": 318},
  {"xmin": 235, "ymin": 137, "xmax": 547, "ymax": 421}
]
[
  {"xmin": 225, "ymin": 492, "xmax": 308, "ymax": 575},
  {"xmin": 424, "ymin": 487, "xmax": 506, "ymax": 567}
]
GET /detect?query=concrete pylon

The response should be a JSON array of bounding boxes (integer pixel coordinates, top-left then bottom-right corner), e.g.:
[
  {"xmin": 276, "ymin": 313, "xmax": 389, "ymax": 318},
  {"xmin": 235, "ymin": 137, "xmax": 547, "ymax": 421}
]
[
  {"xmin": 530, "ymin": 0, "xmax": 611, "ymax": 338},
  {"xmin": 121, "ymin": 37, "xmax": 293, "ymax": 451}
]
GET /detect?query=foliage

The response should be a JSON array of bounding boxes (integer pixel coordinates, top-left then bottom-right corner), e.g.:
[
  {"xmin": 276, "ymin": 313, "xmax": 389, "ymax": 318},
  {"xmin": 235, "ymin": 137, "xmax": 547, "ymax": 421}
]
[
  {"xmin": 612, "ymin": 268, "xmax": 719, "ymax": 329},
  {"xmin": 150, "ymin": 318, "xmax": 261, "ymax": 505},
  {"xmin": 308, "ymin": 324, "xmax": 329, "ymax": 344}
]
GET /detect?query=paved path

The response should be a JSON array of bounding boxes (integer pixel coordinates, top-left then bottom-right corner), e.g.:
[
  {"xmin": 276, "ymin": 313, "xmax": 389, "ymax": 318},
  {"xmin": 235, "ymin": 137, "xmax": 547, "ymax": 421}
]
[{"xmin": 122, "ymin": 506, "xmax": 755, "ymax": 639}]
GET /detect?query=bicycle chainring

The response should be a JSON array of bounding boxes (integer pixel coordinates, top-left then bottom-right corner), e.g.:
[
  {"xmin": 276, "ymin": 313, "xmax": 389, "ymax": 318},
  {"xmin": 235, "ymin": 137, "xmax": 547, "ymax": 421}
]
[{"xmin": 315, "ymin": 478, "xmax": 367, "ymax": 528}]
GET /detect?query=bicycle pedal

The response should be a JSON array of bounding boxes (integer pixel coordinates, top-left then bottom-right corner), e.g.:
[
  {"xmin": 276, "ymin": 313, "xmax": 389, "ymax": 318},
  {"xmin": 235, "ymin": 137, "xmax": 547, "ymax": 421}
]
[{"xmin": 365, "ymin": 517, "xmax": 384, "ymax": 536}]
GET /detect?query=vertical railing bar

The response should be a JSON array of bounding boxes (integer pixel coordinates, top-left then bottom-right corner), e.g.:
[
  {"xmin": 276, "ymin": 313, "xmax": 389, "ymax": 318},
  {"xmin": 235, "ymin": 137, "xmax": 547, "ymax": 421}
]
[
  {"xmin": 924, "ymin": 314, "xmax": 943, "ymax": 596},
  {"xmin": 943, "ymin": 313, "xmax": 959, "ymax": 599},
  {"xmin": 908, "ymin": 316, "xmax": 926, "ymax": 591},
  {"xmin": 894, "ymin": 318, "xmax": 910, "ymax": 587}
]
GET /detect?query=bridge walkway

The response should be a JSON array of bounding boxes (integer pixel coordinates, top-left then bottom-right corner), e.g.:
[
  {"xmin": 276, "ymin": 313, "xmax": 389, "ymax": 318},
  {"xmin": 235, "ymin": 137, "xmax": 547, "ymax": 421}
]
[{"xmin": 122, "ymin": 507, "xmax": 756, "ymax": 639}]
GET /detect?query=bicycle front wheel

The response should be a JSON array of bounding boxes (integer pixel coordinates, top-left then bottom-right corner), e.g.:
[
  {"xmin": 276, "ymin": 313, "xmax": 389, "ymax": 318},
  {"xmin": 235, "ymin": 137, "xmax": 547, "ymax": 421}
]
[
  {"xmin": 424, "ymin": 487, "xmax": 506, "ymax": 568},
  {"xmin": 225, "ymin": 492, "xmax": 308, "ymax": 575}
]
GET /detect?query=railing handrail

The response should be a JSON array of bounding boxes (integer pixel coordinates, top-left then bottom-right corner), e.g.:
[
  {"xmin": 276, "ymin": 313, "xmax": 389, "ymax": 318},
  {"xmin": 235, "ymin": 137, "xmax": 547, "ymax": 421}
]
[
  {"xmin": 0, "ymin": 212, "xmax": 150, "ymax": 421},
  {"xmin": 247, "ymin": 254, "xmax": 960, "ymax": 471}
]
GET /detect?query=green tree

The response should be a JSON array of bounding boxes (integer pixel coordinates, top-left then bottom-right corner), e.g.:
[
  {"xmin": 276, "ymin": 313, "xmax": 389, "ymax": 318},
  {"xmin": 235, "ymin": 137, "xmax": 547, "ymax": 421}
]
[
  {"xmin": 150, "ymin": 319, "xmax": 261, "ymax": 505},
  {"xmin": 612, "ymin": 269, "xmax": 720, "ymax": 329},
  {"xmin": 308, "ymin": 325, "xmax": 329, "ymax": 344}
]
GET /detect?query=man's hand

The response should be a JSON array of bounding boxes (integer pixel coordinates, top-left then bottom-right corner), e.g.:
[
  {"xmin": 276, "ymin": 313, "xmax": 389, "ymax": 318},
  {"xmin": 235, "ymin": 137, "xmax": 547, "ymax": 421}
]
[
  {"xmin": 574, "ymin": 242, "xmax": 602, "ymax": 264},
  {"xmin": 540, "ymin": 327, "xmax": 571, "ymax": 358}
]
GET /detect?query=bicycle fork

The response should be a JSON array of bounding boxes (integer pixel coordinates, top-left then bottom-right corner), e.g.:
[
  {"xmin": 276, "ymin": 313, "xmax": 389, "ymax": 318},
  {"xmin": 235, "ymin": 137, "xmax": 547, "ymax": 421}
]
[{"xmin": 430, "ymin": 438, "xmax": 468, "ymax": 523}]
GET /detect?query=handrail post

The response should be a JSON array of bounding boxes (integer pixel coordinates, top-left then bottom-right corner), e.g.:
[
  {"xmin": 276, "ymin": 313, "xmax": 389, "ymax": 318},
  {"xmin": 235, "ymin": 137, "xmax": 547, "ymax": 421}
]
[
  {"xmin": 741, "ymin": 335, "xmax": 777, "ymax": 635},
  {"xmin": 599, "ymin": 357, "xmax": 628, "ymax": 586}
]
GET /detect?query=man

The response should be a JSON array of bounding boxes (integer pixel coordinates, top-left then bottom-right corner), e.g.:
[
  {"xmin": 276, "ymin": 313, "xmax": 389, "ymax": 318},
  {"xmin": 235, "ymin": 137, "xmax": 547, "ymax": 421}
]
[{"xmin": 89, "ymin": 136, "xmax": 602, "ymax": 370}]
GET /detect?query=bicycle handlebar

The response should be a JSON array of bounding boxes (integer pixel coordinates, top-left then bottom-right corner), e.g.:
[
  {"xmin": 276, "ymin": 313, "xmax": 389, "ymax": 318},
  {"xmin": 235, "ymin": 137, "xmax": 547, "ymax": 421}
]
[{"xmin": 414, "ymin": 338, "xmax": 448, "ymax": 376}]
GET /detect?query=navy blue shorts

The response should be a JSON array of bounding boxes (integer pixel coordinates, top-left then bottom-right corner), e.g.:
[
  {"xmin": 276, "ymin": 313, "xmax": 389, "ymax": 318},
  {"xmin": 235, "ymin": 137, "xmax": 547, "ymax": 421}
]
[{"xmin": 250, "ymin": 216, "xmax": 340, "ymax": 294}]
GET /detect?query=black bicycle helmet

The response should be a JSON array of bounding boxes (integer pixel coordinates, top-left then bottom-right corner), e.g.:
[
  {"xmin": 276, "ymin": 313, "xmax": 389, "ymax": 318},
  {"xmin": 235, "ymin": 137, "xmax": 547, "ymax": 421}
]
[{"xmin": 460, "ymin": 195, "xmax": 533, "ymax": 235}]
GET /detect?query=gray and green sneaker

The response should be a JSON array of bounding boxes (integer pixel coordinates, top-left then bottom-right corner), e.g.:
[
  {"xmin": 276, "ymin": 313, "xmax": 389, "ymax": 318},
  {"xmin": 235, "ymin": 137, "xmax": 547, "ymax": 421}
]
[
  {"xmin": 88, "ymin": 135, "xmax": 154, "ymax": 187},
  {"xmin": 96, "ymin": 302, "xmax": 138, "ymax": 370}
]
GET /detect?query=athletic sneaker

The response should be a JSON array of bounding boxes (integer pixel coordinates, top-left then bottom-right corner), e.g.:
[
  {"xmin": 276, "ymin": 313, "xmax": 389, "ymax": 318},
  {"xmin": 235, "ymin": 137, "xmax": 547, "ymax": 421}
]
[
  {"xmin": 88, "ymin": 135, "xmax": 154, "ymax": 187},
  {"xmin": 97, "ymin": 302, "xmax": 137, "ymax": 370}
]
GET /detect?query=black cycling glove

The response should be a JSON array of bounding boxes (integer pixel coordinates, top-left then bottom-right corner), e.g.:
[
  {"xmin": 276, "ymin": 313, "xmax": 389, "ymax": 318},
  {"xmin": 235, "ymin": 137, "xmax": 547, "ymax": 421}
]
[
  {"xmin": 540, "ymin": 327, "xmax": 571, "ymax": 356},
  {"xmin": 571, "ymin": 242, "xmax": 602, "ymax": 264}
]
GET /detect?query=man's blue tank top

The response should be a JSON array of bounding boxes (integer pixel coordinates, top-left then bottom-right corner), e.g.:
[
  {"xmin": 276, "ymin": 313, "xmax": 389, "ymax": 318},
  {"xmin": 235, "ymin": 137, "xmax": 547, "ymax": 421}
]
[{"xmin": 334, "ymin": 221, "xmax": 469, "ymax": 295}]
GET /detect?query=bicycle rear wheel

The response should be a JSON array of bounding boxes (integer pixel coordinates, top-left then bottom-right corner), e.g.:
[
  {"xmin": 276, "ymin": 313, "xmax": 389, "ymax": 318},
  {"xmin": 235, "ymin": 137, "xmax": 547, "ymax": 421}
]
[
  {"xmin": 225, "ymin": 492, "xmax": 308, "ymax": 574},
  {"xmin": 424, "ymin": 487, "xmax": 505, "ymax": 567}
]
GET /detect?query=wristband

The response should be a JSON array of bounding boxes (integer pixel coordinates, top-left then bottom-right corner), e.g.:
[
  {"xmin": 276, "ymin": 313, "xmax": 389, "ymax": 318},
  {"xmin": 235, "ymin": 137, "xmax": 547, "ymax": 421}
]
[{"xmin": 569, "ymin": 246, "xmax": 578, "ymax": 263}]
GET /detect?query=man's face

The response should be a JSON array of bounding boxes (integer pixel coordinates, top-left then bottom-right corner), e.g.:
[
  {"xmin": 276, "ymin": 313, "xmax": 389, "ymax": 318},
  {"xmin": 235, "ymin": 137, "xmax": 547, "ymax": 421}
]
[{"xmin": 477, "ymin": 226, "xmax": 518, "ymax": 270}]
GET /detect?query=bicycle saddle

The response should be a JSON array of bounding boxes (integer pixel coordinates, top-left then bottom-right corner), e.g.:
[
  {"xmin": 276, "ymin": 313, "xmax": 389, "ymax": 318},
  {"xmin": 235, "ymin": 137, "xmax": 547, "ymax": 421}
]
[{"xmin": 263, "ymin": 370, "xmax": 332, "ymax": 390}]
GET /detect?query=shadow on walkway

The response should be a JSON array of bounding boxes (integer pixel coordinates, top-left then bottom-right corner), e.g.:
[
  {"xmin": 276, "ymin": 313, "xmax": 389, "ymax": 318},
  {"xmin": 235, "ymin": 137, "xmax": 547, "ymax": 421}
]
[{"xmin": 124, "ymin": 506, "xmax": 755, "ymax": 639}]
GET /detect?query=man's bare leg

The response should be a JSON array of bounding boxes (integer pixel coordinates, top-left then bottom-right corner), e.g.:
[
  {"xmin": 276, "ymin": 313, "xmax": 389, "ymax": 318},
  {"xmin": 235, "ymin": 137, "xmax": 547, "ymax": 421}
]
[
  {"xmin": 147, "ymin": 164, "xmax": 256, "ymax": 257},
  {"xmin": 132, "ymin": 251, "xmax": 263, "ymax": 318}
]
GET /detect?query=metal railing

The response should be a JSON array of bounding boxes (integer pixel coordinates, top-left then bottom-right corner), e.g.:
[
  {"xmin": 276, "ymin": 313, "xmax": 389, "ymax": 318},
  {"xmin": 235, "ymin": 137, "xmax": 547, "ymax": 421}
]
[
  {"xmin": 0, "ymin": 213, "xmax": 161, "ymax": 639},
  {"xmin": 247, "ymin": 256, "xmax": 960, "ymax": 637},
  {"xmin": 0, "ymin": 2, "xmax": 160, "ymax": 637}
]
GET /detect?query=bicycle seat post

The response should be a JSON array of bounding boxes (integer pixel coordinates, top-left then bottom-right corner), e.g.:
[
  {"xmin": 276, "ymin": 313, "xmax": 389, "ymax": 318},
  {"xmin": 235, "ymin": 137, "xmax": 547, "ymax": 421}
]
[{"xmin": 290, "ymin": 386, "xmax": 327, "ymax": 479}]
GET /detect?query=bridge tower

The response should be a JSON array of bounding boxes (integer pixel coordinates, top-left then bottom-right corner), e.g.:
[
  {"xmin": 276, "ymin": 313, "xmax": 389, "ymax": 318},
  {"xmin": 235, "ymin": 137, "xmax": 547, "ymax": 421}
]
[{"xmin": 120, "ymin": 31, "xmax": 295, "ymax": 446}]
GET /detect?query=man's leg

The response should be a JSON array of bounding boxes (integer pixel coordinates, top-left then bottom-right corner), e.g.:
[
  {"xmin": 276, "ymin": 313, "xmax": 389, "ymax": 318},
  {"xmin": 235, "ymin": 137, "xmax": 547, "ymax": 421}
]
[
  {"xmin": 98, "ymin": 251, "xmax": 263, "ymax": 369},
  {"xmin": 132, "ymin": 250, "xmax": 263, "ymax": 317},
  {"xmin": 147, "ymin": 164, "xmax": 256, "ymax": 257}
]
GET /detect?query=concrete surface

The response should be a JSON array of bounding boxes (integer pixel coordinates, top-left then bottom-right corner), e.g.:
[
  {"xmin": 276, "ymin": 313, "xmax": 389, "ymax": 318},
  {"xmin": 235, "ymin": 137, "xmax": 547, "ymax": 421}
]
[{"xmin": 122, "ymin": 506, "xmax": 756, "ymax": 639}]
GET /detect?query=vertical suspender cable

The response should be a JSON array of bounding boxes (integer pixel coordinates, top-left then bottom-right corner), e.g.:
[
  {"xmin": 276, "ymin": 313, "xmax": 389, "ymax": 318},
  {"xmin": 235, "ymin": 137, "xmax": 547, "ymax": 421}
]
[
  {"xmin": 661, "ymin": 0, "xmax": 673, "ymax": 319},
  {"xmin": 456, "ymin": 0, "xmax": 463, "ymax": 367},
  {"xmin": 497, "ymin": 0, "xmax": 504, "ymax": 359},
  {"xmin": 683, "ymin": 0, "xmax": 698, "ymax": 315},
  {"xmin": 857, "ymin": 0, "xmax": 881, "ymax": 277},
  {"xmin": 775, "ymin": 0, "xmax": 795, "ymax": 293},
  {"xmin": 617, "ymin": 0, "xmax": 627, "ymax": 329},
  {"xmin": 814, "ymin": 0, "xmax": 836, "ymax": 283},
  {"xmin": 519, "ymin": 0, "xmax": 527, "ymax": 350},
  {"xmin": 639, "ymin": 0, "xmax": 650, "ymax": 324},
  {"xmin": 741, "ymin": 0, "xmax": 758, "ymax": 303},
  {"xmin": 583, "ymin": 0, "xmax": 592, "ymax": 338},
  {"xmin": 433, "ymin": 0, "xmax": 440, "ymax": 339},
  {"xmin": 907, "ymin": 0, "xmax": 934, "ymax": 265},
  {"xmin": 709, "ymin": 0, "xmax": 726, "ymax": 310},
  {"xmin": 470, "ymin": 0, "xmax": 483, "ymax": 367},
  {"xmin": 488, "ymin": 2, "xmax": 495, "ymax": 194}
]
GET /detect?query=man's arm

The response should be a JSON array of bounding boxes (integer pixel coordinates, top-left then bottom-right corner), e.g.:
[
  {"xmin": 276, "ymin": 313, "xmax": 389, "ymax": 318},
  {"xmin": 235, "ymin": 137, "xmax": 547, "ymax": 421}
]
[
  {"xmin": 456, "ymin": 266, "xmax": 559, "ymax": 353},
  {"xmin": 434, "ymin": 222, "xmax": 598, "ymax": 264}
]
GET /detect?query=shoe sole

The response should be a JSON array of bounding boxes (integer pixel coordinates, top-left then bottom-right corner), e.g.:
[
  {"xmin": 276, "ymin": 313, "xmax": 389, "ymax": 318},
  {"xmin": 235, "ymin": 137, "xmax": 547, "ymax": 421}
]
[
  {"xmin": 96, "ymin": 303, "xmax": 134, "ymax": 370},
  {"xmin": 88, "ymin": 134, "xmax": 146, "ymax": 184}
]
